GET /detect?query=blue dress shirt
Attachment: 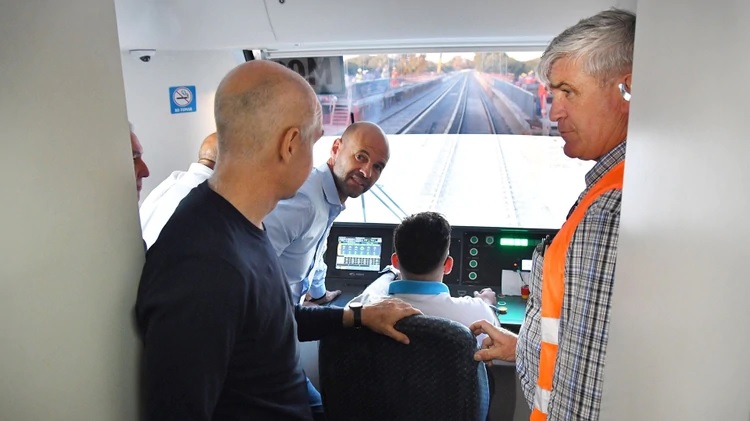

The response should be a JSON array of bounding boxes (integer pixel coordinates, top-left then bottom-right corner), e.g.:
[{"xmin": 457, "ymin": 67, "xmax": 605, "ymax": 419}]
[{"xmin": 264, "ymin": 163, "xmax": 345, "ymax": 302}]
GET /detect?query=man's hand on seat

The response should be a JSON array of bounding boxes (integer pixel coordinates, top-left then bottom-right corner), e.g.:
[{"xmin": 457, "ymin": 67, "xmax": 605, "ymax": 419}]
[
  {"xmin": 358, "ymin": 298, "xmax": 422, "ymax": 345},
  {"xmin": 304, "ymin": 289, "xmax": 342, "ymax": 305}
]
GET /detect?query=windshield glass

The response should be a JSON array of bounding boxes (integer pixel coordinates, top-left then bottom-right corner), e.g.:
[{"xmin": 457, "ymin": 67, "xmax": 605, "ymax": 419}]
[{"xmin": 313, "ymin": 50, "xmax": 593, "ymax": 229}]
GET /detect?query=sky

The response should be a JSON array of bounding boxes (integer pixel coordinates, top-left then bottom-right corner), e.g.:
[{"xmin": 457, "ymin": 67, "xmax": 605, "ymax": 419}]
[
  {"xmin": 505, "ymin": 51, "xmax": 544, "ymax": 61},
  {"xmin": 420, "ymin": 51, "xmax": 543, "ymax": 63},
  {"xmin": 344, "ymin": 51, "xmax": 543, "ymax": 64}
]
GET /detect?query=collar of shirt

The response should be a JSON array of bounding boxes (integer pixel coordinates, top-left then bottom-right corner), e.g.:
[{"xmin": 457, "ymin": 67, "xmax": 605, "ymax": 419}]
[
  {"xmin": 388, "ymin": 280, "xmax": 449, "ymax": 295},
  {"xmin": 317, "ymin": 162, "xmax": 345, "ymax": 211},
  {"xmin": 187, "ymin": 162, "xmax": 214, "ymax": 177},
  {"xmin": 584, "ymin": 141, "xmax": 627, "ymax": 188}
]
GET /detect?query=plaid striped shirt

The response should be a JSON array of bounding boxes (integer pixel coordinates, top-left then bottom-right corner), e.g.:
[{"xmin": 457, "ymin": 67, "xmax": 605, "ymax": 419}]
[{"xmin": 516, "ymin": 141, "xmax": 626, "ymax": 420}]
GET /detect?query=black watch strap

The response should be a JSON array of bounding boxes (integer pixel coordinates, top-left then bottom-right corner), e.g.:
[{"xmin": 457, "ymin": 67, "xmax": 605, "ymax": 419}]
[{"xmin": 351, "ymin": 303, "xmax": 363, "ymax": 328}]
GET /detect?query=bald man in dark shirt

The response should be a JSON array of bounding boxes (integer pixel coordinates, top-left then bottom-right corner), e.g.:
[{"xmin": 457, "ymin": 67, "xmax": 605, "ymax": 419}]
[{"xmin": 135, "ymin": 60, "xmax": 420, "ymax": 421}]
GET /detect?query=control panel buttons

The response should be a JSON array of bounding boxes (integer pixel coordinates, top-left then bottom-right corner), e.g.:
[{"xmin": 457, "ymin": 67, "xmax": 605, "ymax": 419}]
[
  {"xmin": 470, "ymin": 236, "xmax": 479, "ymax": 245},
  {"xmin": 469, "ymin": 248, "xmax": 478, "ymax": 256},
  {"xmin": 468, "ymin": 272, "xmax": 478, "ymax": 281},
  {"xmin": 469, "ymin": 259, "xmax": 478, "ymax": 268},
  {"xmin": 485, "ymin": 236, "xmax": 494, "ymax": 245}
]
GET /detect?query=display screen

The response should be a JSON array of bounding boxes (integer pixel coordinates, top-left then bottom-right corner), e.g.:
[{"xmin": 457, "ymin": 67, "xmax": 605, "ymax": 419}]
[
  {"xmin": 520, "ymin": 258, "xmax": 532, "ymax": 272},
  {"xmin": 335, "ymin": 236, "xmax": 382, "ymax": 271},
  {"xmin": 308, "ymin": 48, "xmax": 594, "ymax": 230},
  {"xmin": 314, "ymin": 135, "xmax": 592, "ymax": 230}
]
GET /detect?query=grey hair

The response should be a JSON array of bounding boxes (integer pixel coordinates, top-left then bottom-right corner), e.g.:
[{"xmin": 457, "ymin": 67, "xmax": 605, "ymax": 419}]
[{"xmin": 538, "ymin": 8, "xmax": 636, "ymax": 86}]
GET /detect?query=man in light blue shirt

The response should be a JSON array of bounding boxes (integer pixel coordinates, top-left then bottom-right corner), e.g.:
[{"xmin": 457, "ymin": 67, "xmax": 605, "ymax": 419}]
[
  {"xmin": 264, "ymin": 121, "xmax": 390, "ymax": 305},
  {"xmin": 353, "ymin": 211, "xmax": 500, "ymax": 346}
]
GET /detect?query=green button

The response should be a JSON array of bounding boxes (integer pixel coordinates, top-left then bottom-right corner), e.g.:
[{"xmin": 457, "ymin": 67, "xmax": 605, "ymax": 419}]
[
  {"xmin": 469, "ymin": 248, "xmax": 478, "ymax": 256},
  {"xmin": 469, "ymin": 260, "xmax": 478, "ymax": 268},
  {"xmin": 470, "ymin": 236, "xmax": 479, "ymax": 244},
  {"xmin": 468, "ymin": 272, "xmax": 478, "ymax": 281},
  {"xmin": 485, "ymin": 236, "xmax": 494, "ymax": 245}
]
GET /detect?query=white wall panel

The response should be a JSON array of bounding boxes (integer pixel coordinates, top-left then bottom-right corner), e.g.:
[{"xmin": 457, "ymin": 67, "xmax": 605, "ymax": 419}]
[
  {"xmin": 0, "ymin": 0, "xmax": 141, "ymax": 418},
  {"xmin": 120, "ymin": 50, "xmax": 240, "ymax": 201},
  {"xmin": 115, "ymin": 0, "xmax": 276, "ymax": 51},
  {"xmin": 601, "ymin": 1, "xmax": 750, "ymax": 419}
]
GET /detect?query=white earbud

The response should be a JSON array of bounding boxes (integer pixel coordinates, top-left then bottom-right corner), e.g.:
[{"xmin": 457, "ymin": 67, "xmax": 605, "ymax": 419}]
[{"xmin": 618, "ymin": 83, "xmax": 631, "ymax": 102}]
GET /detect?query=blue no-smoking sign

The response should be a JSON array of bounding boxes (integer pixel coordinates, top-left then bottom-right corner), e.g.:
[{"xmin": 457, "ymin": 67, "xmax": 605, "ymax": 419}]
[{"xmin": 169, "ymin": 85, "xmax": 196, "ymax": 114}]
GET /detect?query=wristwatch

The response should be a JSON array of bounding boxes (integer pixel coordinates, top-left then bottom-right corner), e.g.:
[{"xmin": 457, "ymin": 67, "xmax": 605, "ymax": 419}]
[{"xmin": 349, "ymin": 302, "xmax": 363, "ymax": 329}]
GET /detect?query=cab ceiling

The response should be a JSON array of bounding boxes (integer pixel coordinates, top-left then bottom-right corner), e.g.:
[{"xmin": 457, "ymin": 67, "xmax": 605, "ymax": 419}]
[{"xmin": 115, "ymin": 0, "xmax": 637, "ymax": 53}]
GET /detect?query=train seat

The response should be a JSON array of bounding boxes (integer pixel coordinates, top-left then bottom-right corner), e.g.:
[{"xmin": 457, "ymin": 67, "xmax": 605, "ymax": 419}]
[{"xmin": 319, "ymin": 315, "xmax": 489, "ymax": 421}]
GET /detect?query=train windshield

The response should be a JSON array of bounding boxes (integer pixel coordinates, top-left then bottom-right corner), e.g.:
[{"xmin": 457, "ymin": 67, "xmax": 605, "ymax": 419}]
[{"xmin": 312, "ymin": 50, "xmax": 594, "ymax": 229}]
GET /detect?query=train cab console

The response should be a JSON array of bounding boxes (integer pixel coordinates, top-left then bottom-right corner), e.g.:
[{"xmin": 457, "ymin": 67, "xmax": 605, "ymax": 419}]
[
  {"xmin": 324, "ymin": 222, "xmax": 557, "ymax": 330},
  {"xmin": 304, "ymin": 222, "xmax": 557, "ymax": 421}
]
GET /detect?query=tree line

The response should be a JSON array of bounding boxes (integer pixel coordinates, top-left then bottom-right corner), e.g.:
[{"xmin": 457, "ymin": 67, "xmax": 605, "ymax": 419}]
[{"xmin": 344, "ymin": 53, "xmax": 537, "ymax": 78}]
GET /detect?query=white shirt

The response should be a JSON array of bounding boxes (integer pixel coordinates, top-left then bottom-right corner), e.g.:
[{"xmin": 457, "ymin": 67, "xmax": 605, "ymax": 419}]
[
  {"xmin": 139, "ymin": 163, "xmax": 213, "ymax": 249},
  {"xmin": 352, "ymin": 279, "xmax": 501, "ymax": 347}
]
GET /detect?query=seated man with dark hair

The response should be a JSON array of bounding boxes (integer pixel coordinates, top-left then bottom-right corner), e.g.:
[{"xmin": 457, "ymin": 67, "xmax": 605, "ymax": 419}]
[{"xmin": 356, "ymin": 211, "xmax": 500, "ymax": 344}]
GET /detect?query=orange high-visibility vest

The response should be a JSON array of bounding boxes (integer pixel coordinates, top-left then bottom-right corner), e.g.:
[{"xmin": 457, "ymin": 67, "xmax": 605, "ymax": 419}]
[{"xmin": 530, "ymin": 161, "xmax": 625, "ymax": 421}]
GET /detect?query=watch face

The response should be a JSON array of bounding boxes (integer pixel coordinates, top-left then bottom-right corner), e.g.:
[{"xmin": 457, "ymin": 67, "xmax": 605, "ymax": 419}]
[{"xmin": 349, "ymin": 302, "xmax": 363, "ymax": 309}]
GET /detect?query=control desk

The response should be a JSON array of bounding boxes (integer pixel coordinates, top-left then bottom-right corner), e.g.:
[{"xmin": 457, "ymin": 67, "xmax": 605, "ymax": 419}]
[{"xmin": 324, "ymin": 222, "xmax": 557, "ymax": 330}]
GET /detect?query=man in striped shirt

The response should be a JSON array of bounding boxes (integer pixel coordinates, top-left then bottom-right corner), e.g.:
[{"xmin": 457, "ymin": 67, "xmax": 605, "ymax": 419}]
[{"xmin": 471, "ymin": 8, "xmax": 636, "ymax": 420}]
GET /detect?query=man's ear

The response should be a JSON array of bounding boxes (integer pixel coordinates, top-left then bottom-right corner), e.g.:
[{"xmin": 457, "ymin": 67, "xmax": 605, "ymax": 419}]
[
  {"xmin": 391, "ymin": 253, "xmax": 399, "ymax": 269},
  {"xmin": 622, "ymin": 73, "xmax": 632, "ymax": 94},
  {"xmin": 443, "ymin": 255, "xmax": 454, "ymax": 275},
  {"xmin": 279, "ymin": 126, "xmax": 302, "ymax": 163},
  {"xmin": 330, "ymin": 138, "xmax": 343, "ymax": 159}
]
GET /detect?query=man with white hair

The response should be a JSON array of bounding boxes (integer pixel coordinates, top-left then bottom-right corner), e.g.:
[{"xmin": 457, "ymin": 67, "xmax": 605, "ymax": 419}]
[{"xmin": 471, "ymin": 9, "xmax": 635, "ymax": 420}]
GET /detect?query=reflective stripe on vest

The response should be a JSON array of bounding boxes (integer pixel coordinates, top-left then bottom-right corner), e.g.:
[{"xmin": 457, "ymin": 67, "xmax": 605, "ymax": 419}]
[{"xmin": 530, "ymin": 161, "xmax": 624, "ymax": 421}]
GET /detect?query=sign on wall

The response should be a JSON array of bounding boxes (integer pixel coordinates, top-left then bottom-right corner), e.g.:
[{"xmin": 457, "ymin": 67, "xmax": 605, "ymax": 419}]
[
  {"xmin": 169, "ymin": 85, "xmax": 197, "ymax": 114},
  {"xmin": 271, "ymin": 57, "xmax": 345, "ymax": 95}
]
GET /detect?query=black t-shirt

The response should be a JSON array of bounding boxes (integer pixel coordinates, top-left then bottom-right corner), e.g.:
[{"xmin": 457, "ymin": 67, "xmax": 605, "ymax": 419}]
[{"xmin": 136, "ymin": 181, "xmax": 344, "ymax": 420}]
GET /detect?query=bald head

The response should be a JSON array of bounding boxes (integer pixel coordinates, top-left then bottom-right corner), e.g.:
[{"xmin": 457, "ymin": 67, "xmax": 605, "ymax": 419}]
[
  {"xmin": 209, "ymin": 60, "xmax": 325, "ymax": 219},
  {"xmin": 213, "ymin": 60, "xmax": 321, "ymax": 160},
  {"xmin": 329, "ymin": 121, "xmax": 390, "ymax": 203},
  {"xmin": 341, "ymin": 122, "xmax": 389, "ymax": 151},
  {"xmin": 198, "ymin": 132, "xmax": 218, "ymax": 169}
]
